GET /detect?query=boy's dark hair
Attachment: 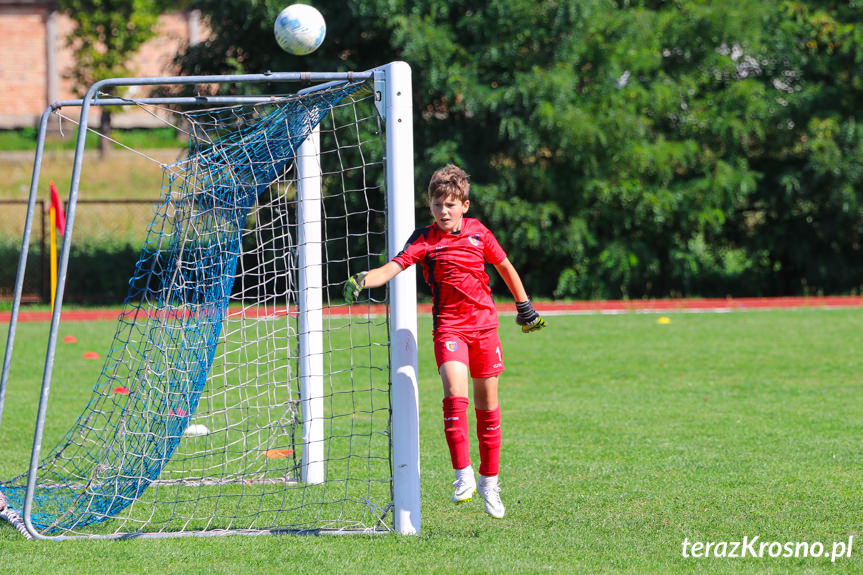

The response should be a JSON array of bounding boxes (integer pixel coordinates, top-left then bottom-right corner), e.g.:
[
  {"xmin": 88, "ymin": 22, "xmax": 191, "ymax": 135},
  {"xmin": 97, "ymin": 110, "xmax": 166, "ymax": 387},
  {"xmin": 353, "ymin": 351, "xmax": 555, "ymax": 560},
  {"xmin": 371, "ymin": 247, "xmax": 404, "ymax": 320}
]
[{"xmin": 427, "ymin": 164, "xmax": 470, "ymax": 203}]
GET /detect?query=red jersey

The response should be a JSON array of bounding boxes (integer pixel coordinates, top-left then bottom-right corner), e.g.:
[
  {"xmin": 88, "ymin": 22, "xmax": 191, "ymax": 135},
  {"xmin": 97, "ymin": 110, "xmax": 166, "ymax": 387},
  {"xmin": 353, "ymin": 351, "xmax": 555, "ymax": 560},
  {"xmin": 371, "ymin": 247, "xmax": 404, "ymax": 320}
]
[{"xmin": 392, "ymin": 218, "xmax": 507, "ymax": 333}]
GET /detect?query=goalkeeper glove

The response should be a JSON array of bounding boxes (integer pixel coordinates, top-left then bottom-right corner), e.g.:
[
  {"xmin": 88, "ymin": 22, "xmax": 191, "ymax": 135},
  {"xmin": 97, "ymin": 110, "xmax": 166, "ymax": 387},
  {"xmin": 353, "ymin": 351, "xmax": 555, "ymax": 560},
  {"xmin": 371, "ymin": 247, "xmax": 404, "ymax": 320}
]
[
  {"xmin": 343, "ymin": 271, "xmax": 368, "ymax": 304},
  {"xmin": 515, "ymin": 298, "xmax": 547, "ymax": 333}
]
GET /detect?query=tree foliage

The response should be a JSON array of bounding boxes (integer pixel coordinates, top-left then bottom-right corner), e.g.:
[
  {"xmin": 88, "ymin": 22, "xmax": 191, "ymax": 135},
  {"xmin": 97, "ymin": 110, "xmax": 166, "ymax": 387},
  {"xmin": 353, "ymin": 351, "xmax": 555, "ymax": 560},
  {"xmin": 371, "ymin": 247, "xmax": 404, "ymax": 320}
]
[
  {"xmin": 59, "ymin": 0, "xmax": 173, "ymax": 155},
  {"xmin": 176, "ymin": 0, "xmax": 863, "ymax": 299}
]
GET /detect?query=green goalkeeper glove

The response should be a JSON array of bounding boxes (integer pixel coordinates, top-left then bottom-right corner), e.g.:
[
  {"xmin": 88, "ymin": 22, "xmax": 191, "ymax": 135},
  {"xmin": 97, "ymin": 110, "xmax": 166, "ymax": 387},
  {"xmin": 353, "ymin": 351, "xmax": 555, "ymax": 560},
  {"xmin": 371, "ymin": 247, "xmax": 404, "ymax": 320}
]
[
  {"xmin": 515, "ymin": 299, "xmax": 547, "ymax": 333},
  {"xmin": 343, "ymin": 271, "xmax": 368, "ymax": 304}
]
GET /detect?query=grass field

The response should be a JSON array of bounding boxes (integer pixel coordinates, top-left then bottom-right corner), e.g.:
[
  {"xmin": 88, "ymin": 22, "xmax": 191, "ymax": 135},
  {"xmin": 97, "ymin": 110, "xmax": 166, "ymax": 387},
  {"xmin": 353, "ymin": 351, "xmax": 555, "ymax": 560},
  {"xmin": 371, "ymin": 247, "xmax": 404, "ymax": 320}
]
[
  {"xmin": 0, "ymin": 148, "xmax": 178, "ymax": 202},
  {"xmin": 1, "ymin": 310, "xmax": 861, "ymax": 573},
  {"xmin": 0, "ymin": 124, "xmax": 186, "ymax": 203}
]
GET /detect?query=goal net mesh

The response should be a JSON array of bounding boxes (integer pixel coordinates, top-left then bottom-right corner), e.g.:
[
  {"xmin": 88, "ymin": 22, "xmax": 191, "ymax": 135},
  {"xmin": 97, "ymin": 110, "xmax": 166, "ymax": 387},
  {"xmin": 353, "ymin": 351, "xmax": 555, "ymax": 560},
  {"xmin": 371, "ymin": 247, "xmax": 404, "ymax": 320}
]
[{"xmin": 0, "ymin": 79, "xmax": 393, "ymax": 536}]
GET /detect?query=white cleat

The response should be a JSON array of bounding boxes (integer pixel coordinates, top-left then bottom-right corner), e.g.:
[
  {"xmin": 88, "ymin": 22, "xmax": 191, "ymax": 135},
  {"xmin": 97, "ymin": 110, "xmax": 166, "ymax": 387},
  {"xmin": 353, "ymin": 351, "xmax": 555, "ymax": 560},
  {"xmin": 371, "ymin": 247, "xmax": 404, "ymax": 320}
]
[
  {"xmin": 451, "ymin": 470, "xmax": 477, "ymax": 504},
  {"xmin": 478, "ymin": 475, "xmax": 506, "ymax": 519}
]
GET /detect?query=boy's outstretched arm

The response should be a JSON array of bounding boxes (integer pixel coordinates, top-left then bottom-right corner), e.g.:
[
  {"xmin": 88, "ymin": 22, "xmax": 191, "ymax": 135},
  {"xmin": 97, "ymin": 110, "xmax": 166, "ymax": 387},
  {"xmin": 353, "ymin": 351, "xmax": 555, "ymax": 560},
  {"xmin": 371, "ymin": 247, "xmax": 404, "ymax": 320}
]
[
  {"xmin": 494, "ymin": 258, "xmax": 547, "ymax": 333},
  {"xmin": 343, "ymin": 261, "xmax": 404, "ymax": 303}
]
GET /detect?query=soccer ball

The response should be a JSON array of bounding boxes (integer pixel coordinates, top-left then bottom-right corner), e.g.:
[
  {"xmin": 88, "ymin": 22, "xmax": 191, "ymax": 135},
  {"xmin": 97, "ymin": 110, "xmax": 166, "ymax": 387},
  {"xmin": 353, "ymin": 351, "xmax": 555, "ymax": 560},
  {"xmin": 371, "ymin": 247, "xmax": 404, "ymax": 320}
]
[{"xmin": 274, "ymin": 4, "xmax": 326, "ymax": 55}]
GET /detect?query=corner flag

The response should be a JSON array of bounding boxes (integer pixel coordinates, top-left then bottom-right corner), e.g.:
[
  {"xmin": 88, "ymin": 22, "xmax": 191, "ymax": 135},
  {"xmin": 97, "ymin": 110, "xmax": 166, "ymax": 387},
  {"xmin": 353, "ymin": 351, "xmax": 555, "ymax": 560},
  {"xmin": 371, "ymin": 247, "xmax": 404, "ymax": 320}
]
[
  {"xmin": 49, "ymin": 181, "xmax": 65, "ymax": 311},
  {"xmin": 50, "ymin": 181, "xmax": 65, "ymax": 235}
]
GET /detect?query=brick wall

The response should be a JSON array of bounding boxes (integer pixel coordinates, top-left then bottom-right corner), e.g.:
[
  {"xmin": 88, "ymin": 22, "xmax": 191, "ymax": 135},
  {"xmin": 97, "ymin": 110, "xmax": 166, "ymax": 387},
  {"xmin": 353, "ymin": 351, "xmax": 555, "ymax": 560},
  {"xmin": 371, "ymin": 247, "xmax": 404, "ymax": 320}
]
[
  {"xmin": 0, "ymin": 6, "xmax": 50, "ymax": 120},
  {"xmin": 0, "ymin": 5, "xmax": 203, "ymax": 129}
]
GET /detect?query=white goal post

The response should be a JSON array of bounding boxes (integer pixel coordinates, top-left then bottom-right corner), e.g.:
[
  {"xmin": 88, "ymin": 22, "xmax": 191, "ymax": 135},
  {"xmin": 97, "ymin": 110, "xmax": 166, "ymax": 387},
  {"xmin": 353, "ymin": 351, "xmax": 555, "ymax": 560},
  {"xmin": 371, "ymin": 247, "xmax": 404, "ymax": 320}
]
[{"xmin": 0, "ymin": 62, "xmax": 421, "ymax": 538}]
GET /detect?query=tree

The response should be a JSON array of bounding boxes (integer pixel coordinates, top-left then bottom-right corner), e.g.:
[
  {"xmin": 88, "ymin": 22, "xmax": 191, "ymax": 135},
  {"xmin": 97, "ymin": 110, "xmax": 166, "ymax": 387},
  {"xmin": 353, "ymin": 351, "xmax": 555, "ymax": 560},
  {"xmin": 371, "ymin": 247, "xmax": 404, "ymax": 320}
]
[
  {"xmin": 59, "ymin": 0, "xmax": 172, "ymax": 157},
  {"xmin": 732, "ymin": 3, "xmax": 863, "ymax": 295},
  {"xmin": 175, "ymin": 0, "xmax": 863, "ymax": 299}
]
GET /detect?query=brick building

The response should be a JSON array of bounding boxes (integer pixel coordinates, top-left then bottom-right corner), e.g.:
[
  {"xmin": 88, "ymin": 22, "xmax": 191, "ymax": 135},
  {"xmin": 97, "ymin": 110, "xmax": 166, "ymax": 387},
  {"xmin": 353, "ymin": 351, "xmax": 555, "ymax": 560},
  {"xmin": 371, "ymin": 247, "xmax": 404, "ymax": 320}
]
[{"xmin": 0, "ymin": 0, "xmax": 204, "ymax": 128}]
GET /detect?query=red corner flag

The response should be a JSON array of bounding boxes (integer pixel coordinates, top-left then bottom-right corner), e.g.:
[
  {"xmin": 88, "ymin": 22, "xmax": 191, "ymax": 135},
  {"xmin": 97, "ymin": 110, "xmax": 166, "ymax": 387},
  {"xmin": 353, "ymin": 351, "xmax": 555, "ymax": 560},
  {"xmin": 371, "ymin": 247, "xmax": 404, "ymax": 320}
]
[{"xmin": 50, "ymin": 181, "xmax": 66, "ymax": 235}]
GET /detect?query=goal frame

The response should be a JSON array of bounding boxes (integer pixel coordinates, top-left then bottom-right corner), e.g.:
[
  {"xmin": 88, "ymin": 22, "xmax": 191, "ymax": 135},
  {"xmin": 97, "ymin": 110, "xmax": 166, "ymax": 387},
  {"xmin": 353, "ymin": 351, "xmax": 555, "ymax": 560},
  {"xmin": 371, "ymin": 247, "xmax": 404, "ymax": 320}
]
[{"xmin": 0, "ymin": 62, "xmax": 421, "ymax": 538}]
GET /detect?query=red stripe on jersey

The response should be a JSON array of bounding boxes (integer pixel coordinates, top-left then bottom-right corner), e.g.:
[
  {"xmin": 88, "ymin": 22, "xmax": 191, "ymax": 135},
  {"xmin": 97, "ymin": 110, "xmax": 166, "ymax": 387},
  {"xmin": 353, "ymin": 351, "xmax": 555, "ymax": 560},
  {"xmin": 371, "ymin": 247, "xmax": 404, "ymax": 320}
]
[{"xmin": 392, "ymin": 218, "xmax": 506, "ymax": 332}]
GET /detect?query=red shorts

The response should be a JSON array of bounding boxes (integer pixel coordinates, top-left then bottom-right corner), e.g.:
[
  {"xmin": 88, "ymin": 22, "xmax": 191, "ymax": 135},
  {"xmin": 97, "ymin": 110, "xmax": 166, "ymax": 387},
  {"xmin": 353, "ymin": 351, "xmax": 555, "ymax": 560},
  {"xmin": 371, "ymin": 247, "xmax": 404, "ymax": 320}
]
[{"xmin": 433, "ymin": 329, "xmax": 505, "ymax": 378}]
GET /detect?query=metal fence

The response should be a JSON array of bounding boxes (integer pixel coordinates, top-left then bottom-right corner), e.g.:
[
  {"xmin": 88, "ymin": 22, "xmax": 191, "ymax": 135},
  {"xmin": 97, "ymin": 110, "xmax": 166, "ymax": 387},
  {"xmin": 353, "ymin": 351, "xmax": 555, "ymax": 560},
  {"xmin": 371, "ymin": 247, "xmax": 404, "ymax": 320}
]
[
  {"xmin": 0, "ymin": 198, "xmax": 157, "ymax": 303},
  {"xmin": 0, "ymin": 199, "xmax": 45, "ymax": 302}
]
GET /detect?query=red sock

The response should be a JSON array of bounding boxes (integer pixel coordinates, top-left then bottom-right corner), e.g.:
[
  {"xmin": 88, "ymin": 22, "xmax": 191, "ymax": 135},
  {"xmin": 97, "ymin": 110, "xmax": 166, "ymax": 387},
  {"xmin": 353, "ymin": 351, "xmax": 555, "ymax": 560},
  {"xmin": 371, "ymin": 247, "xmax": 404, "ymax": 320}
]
[
  {"xmin": 442, "ymin": 396, "xmax": 471, "ymax": 470},
  {"xmin": 476, "ymin": 406, "xmax": 501, "ymax": 477}
]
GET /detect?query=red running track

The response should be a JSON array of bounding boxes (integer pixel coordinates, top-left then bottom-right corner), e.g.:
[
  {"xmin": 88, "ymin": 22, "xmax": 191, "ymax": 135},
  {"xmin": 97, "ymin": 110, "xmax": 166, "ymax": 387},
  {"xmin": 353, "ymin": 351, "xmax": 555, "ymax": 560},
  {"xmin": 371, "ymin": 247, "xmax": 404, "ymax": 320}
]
[{"xmin": 2, "ymin": 296, "xmax": 862, "ymax": 323}]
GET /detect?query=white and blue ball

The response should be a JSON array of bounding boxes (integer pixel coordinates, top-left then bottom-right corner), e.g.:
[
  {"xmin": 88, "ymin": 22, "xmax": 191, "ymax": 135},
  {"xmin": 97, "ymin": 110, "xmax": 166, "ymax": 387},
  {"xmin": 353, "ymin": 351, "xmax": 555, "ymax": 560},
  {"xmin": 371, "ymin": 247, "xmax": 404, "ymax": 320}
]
[{"xmin": 274, "ymin": 4, "xmax": 326, "ymax": 56}]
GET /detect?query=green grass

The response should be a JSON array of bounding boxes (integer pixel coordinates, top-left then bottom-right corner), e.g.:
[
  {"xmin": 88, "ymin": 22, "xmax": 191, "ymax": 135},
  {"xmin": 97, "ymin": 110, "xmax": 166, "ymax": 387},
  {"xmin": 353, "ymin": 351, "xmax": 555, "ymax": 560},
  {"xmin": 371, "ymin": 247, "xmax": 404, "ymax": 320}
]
[
  {"xmin": 0, "ymin": 128, "xmax": 186, "ymax": 153},
  {"xmin": 0, "ymin": 147, "xmax": 178, "ymax": 201},
  {"xmin": 1, "ymin": 310, "xmax": 862, "ymax": 573},
  {"xmin": 0, "ymin": 128, "xmax": 185, "ymax": 202},
  {"xmin": 0, "ymin": 124, "xmax": 188, "ymax": 202}
]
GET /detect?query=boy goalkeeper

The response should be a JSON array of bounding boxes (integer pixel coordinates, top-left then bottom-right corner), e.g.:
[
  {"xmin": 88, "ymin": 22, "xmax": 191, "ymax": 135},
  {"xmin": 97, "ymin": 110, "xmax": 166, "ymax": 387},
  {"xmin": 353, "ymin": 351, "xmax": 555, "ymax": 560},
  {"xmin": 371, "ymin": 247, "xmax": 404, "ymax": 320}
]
[{"xmin": 343, "ymin": 164, "xmax": 546, "ymax": 519}]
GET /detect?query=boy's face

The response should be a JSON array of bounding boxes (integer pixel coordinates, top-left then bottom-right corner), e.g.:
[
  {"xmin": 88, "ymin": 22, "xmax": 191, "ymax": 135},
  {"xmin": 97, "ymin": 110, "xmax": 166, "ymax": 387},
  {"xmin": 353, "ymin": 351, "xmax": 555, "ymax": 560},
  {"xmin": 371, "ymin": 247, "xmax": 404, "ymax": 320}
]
[{"xmin": 430, "ymin": 194, "xmax": 469, "ymax": 233}]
